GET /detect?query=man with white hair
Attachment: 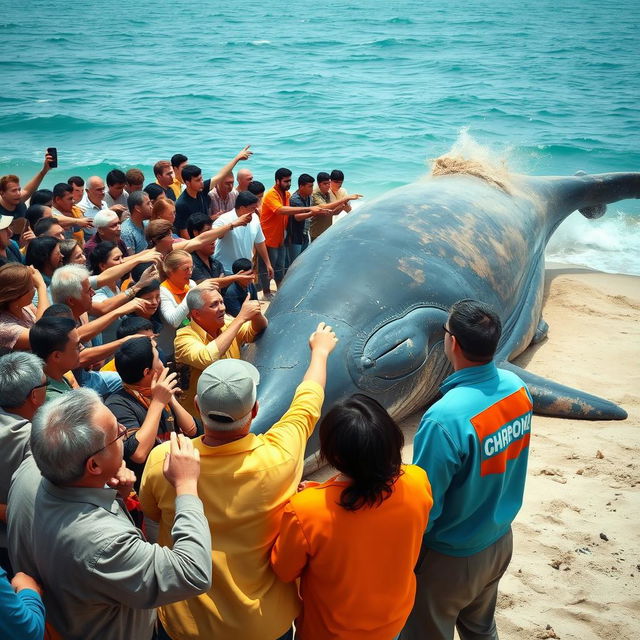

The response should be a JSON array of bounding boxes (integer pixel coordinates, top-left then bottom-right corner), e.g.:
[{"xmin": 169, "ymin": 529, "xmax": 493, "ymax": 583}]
[
  {"xmin": 83, "ymin": 209, "xmax": 128, "ymax": 259},
  {"xmin": 140, "ymin": 322, "xmax": 338, "ymax": 640},
  {"xmin": 0, "ymin": 352, "xmax": 46, "ymax": 575},
  {"xmin": 8, "ymin": 388, "xmax": 212, "ymax": 640},
  {"xmin": 174, "ymin": 286, "xmax": 267, "ymax": 416}
]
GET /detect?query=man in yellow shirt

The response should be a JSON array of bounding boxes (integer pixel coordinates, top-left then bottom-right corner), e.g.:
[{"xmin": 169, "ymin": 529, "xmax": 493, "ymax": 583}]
[
  {"xmin": 173, "ymin": 287, "xmax": 267, "ymax": 416},
  {"xmin": 140, "ymin": 323, "xmax": 338, "ymax": 640}
]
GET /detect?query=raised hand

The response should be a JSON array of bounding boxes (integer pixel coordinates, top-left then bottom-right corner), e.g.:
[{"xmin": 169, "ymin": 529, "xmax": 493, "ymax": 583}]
[{"xmin": 308, "ymin": 322, "xmax": 338, "ymax": 355}]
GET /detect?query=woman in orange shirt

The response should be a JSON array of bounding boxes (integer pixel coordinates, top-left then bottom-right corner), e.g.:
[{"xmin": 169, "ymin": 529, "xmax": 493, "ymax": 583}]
[{"xmin": 271, "ymin": 394, "xmax": 433, "ymax": 640}]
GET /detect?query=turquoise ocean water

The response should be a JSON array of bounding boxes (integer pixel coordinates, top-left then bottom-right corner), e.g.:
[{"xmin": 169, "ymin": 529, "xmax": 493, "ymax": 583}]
[{"xmin": 2, "ymin": 0, "xmax": 639, "ymax": 273}]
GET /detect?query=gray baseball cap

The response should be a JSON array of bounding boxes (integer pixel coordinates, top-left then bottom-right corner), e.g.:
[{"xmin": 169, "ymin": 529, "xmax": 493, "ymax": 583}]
[{"xmin": 196, "ymin": 359, "xmax": 260, "ymax": 422}]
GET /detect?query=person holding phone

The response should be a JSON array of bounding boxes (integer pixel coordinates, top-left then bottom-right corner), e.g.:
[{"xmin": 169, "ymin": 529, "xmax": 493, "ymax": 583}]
[{"xmin": 0, "ymin": 150, "xmax": 55, "ymax": 220}]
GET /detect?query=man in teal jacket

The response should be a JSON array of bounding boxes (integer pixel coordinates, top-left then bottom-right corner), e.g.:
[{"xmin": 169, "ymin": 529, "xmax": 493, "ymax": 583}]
[{"xmin": 402, "ymin": 299, "xmax": 533, "ymax": 640}]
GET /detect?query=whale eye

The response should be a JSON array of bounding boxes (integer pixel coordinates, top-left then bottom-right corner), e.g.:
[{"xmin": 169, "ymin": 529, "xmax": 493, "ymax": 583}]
[{"xmin": 352, "ymin": 307, "xmax": 449, "ymax": 384}]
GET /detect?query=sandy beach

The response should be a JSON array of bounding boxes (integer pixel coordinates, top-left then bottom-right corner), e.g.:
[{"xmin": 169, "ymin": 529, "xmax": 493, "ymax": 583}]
[{"xmin": 309, "ymin": 264, "xmax": 640, "ymax": 640}]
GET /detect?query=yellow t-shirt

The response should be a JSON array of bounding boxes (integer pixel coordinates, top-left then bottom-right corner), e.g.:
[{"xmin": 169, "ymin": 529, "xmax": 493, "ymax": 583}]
[
  {"xmin": 169, "ymin": 178, "xmax": 183, "ymax": 200},
  {"xmin": 173, "ymin": 318, "xmax": 257, "ymax": 417},
  {"xmin": 140, "ymin": 380, "xmax": 325, "ymax": 640}
]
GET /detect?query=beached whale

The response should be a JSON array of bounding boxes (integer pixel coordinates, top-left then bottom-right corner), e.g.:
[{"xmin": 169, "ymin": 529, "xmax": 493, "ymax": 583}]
[{"xmin": 245, "ymin": 164, "xmax": 638, "ymax": 453}]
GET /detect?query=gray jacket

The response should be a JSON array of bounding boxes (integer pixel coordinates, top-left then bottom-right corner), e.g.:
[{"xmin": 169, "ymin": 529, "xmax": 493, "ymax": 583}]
[{"xmin": 0, "ymin": 408, "xmax": 31, "ymax": 548}]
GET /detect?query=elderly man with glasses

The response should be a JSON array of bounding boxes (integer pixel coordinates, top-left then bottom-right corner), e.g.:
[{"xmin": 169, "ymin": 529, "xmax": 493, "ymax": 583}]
[{"xmin": 7, "ymin": 387, "xmax": 211, "ymax": 640}]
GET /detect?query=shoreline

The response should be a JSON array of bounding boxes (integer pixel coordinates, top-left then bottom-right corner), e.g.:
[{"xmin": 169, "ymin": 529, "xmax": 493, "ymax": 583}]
[{"xmin": 308, "ymin": 264, "xmax": 640, "ymax": 640}]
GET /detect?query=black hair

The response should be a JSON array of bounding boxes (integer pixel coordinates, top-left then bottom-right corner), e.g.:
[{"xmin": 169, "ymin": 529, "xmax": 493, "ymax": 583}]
[
  {"xmin": 143, "ymin": 183, "xmax": 165, "ymax": 201},
  {"xmin": 114, "ymin": 336, "xmax": 154, "ymax": 384},
  {"xmin": 298, "ymin": 173, "xmax": 314, "ymax": 187},
  {"xmin": 127, "ymin": 189, "xmax": 146, "ymax": 213},
  {"xmin": 25, "ymin": 236, "xmax": 59, "ymax": 271},
  {"xmin": 30, "ymin": 189, "xmax": 53, "ymax": 207},
  {"xmin": 330, "ymin": 169, "xmax": 345, "ymax": 181},
  {"xmin": 235, "ymin": 190, "xmax": 259, "ymax": 209},
  {"xmin": 319, "ymin": 394, "xmax": 404, "ymax": 512},
  {"xmin": 275, "ymin": 168, "xmax": 292, "ymax": 182},
  {"xmin": 171, "ymin": 153, "xmax": 188, "ymax": 169},
  {"xmin": 33, "ymin": 217, "xmax": 61, "ymax": 237},
  {"xmin": 187, "ymin": 212, "xmax": 211, "ymax": 238},
  {"xmin": 136, "ymin": 278, "xmax": 160, "ymax": 298},
  {"xmin": 316, "ymin": 172, "xmax": 331, "ymax": 183},
  {"xmin": 181, "ymin": 164, "xmax": 201, "ymax": 183},
  {"xmin": 52, "ymin": 182, "xmax": 73, "ymax": 200},
  {"xmin": 116, "ymin": 316, "xmax": 153, "ymax": 340},
  {"xmin": 25, "ymin": 204, "xmax": 49, "ymax": 229},
  {"xmin": 42, "ymin": 303, "xmax": 73, "ymax": 319},
  {"xmin": 106, "ymin": 169, "xmax": 126, "ymax": 187},
  {"xmin": 448, "ymin": 299, "xmax": 502, "ymax": 362},
  {"xmin": 67, "ymin": 176, "xmax": 84, "ymax": 187},
  {"xmin": 231, "ymin": 258, "xmax": 252, "ymax": 274},
  {"xmin": 29, "ymin": 316, "xmax": 76, "ymax": 361},
  {"xmin": 247, "ymin": 181, "xmax": 265, "ymax": 197},
  {"xmin": 88, "ymin": 241, "xmax": 118, "ymax": 275}
]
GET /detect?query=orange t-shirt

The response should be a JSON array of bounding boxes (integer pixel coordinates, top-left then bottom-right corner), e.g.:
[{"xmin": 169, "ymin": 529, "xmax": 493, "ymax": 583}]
[
  {"xmin": 270, "ymin": 464, "xmax": 433, "ymax": 640},
  {"xmin": 260, "ymin": 186, "xmax": 290, "ymax": 248}
]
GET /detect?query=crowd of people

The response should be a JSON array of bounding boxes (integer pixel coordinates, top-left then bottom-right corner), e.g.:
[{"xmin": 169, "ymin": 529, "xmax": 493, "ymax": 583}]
[{"xmin": 0, "ymin": 148, "xmax": 532, "ymax": 640}]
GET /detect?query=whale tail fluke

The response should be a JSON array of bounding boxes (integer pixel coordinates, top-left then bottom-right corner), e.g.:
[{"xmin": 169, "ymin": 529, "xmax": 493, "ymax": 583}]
[{"xmin": 499, "ymin": 362, "xmax": 627, "ymax": 421}]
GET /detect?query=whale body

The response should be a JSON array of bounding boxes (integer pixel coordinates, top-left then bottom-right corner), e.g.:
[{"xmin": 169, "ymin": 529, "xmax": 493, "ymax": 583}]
[{"xmin": 245, "ymin": 170, "xmax": 638, "ymax": 455}]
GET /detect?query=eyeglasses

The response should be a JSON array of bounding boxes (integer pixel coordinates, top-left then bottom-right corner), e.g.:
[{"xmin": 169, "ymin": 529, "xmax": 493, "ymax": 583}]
[
  {"xmin": 442, "ymin": 324, "xmax": 454, "ymax": 338},
  {"xmin": 83, "ymin": 423, "xmax": 127, "ymax": 465},
  {"xmin": 30, "ymin": 380, "xmax": 47, "ymax": 393}
]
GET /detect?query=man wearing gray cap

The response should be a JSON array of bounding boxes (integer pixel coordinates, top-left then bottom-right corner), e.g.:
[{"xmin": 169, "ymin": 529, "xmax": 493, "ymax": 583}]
[{"xmin": 140, "ymin": 322, "xmax": 338, "ymax": 640}]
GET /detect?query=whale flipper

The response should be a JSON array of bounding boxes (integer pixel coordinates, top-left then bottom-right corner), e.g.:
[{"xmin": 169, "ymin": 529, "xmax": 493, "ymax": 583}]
[
  {"xmin": 499, "ymin": 362, "xmax": 627, "ymax": 420},
  {"xmin": 532, "ymin": 318, "xmax": 549, "ymax": 345}
]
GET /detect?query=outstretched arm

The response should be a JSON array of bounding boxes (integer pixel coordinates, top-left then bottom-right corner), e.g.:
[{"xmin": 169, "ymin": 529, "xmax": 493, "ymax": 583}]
[
  {"xmin": 20, "ymin": 151, "xmax": 53, "ymax": 202},
  {"xmin": 209, "ymin": 145, "xmax": 253, "ymax": 188}
]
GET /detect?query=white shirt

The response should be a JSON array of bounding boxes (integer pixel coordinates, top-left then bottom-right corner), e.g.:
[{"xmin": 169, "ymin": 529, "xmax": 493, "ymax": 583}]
[
  {"xmin": 213, "ymin": 211, "xmax": 265, "ymax": 273},
  {"xmin": 158, "ymin": 280, "xmax": 195, "ymax": 355}
]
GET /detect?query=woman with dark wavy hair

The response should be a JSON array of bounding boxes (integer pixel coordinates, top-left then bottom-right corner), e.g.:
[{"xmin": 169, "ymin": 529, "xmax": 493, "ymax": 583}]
[{"xmin": 271, "ymin": 394, "xmax": 433, "ymax": 640}]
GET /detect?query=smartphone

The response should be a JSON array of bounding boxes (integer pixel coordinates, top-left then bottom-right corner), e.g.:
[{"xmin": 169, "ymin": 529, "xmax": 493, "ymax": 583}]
[
  {"xmin": 47, "ymin": 147, "xmax": 58, "ymax": 168},
  {"xmin": 9, "ymin": 217, "xmax": 28, "ymax": 236}
]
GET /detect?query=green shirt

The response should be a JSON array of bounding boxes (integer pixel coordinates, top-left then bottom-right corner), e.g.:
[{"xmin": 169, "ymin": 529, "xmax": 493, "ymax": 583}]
[{"xmin": 45, "ymin": 376, "xmax": 72, "ymax": 401}]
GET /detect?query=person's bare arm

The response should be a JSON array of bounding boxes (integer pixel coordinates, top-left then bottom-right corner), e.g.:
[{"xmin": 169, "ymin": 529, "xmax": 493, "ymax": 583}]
[
  {"xmin": 77, "ymin": 298, "xmax": 151, "ymax": 342},
  {"xmin": 53, "ymin": 213, "xmax": 93, "ymax": 230},
  {"xmin": 20, "ymin": 151, "xmax": 52, "ymax": 201},
  {"xmin": 174, "ymin": 214, "xmax": 251, "ymax": 253},
  {"xmin": 208, "ymin": 145, "xmax": 252, "ymax": 188},
  {"xmin": 209, "ymin": 295, "xmax": 263, "ymax": 355},
  {"xmin": 129, "ymin": 368, "xmax": 178, "ymax": 464},
  {"xmin": 255, "ymin": 241, "xmax": 274, "ymax": 280},
  {"xmin": 168, "ymin": 396, "xmax": 197, "ymax": 437},
  {"xmin": 303, "ymin": 322, "xmax": 338, "ymax": 389},
  {"xmin": 94, "ymin": 251, "xmax": 162, "ymax": 287},
  {"xmin": 275, "ymin": 204, "xmax": 330, "ymax": 217},
  {"xmin": 77, "ymin": 335, "xmax": 139, "ymax": 367}
]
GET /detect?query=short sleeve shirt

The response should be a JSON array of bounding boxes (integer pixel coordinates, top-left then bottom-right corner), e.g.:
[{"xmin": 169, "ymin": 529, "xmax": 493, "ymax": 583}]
[
  {"xmin": 260, "ymin": 187, "xmax": 290, "ymax": 248},
  {"xmin": 213, "ymin": 211, "xmax": 265, "ymax": 273},
  {"xmin": 175, "ymin": 191, "xmax": 211, "ymax": 232}
]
